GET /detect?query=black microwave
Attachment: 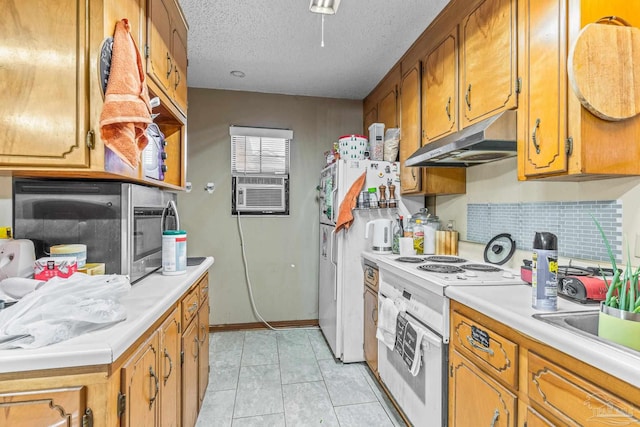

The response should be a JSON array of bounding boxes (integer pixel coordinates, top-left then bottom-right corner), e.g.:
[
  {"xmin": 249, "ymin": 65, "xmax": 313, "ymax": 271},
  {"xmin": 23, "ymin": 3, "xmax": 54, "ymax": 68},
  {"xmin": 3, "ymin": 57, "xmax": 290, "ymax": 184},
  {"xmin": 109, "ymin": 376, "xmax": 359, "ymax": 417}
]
[{"xmin": 13, "ymin": 179, "xmax": 178, "ymax": 284}]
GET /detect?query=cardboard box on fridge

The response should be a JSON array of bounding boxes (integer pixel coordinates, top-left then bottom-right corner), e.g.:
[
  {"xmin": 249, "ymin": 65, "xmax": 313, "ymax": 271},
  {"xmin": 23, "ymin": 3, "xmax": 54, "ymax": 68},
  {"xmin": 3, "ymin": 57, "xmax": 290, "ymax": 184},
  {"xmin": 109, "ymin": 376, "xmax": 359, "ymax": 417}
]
[{"xmin": 34, "ymin": 257, "xmax": 78, "ymax": 280}]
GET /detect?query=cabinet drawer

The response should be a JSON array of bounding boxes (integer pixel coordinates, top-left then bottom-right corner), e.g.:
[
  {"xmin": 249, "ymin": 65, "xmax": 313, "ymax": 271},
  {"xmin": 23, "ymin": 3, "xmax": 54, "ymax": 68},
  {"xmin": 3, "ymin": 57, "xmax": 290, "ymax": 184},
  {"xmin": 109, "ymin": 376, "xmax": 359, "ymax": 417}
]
[
  {"xmin": 450, "ymin": 311, "xmax": 518, "ymax": 389},
  {"xmin": 199, "ymin": 275, "xmax": 209, "ymax": 304},
  {"xmin": 364, "ymin": 264, "xmax": 379, "ymax": 292},
  {"xmin": 182, "ymin": 287, "xmax": 199, "ymax": 325},
  {"xmin": 528, "ymin": 352, "xmax": 640, "ymax": 425}
]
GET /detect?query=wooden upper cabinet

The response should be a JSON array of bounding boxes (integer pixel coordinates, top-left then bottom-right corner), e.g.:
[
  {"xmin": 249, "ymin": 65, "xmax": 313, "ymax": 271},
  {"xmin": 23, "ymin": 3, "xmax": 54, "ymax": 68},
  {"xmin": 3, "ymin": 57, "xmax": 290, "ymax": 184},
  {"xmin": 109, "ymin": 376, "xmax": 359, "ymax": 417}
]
[
  {"xmin": 459, "ymin": 0, "xmax": 517, "ymax": 128},
  {"xmin": 148, "ymin": 0, "xmax": 173, "ymax": 94},
  {"xmin": 377, "ymin": 87, "xmax": 398, "ymax": 129},
  {"xmin": 0, "ymin": 0, "xmax": 90, "ymax": 168},
  {"xmin": 399, "ymin": 63, "xmax": 422, "ymax": 194},
  {"xmin": 363, "ymin": 105, "xmax": 378, "ymax": 135},
  {"xmin": 423, "ymin": 29, "xmax": 459, "ymax": 144},
  {"xmin": 518, "ymin": 0, "xmax": 568, "ymax": 177},
  {"xmin": 147, "ymin": 0, "xmax": 188, "ymax": 116}
]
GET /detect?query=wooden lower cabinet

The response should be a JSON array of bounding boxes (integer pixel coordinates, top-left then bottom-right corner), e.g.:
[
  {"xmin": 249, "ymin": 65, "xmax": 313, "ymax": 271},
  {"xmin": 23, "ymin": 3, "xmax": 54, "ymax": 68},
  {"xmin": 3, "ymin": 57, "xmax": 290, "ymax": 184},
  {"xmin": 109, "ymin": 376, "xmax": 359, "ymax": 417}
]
[
  {"xmin": 363, "ymin": 286, "xmax": 378, "ymax": 375},
  {"xmin": 182, "ymin": 316, "xmax": 200, "ymax": 427},
  {"xmin": 450, "ymin": 301, "xmax": 640, "ymax": 427},
  {"xmin": 121, "ymin": 333, "xmax": 161, "ymax": 427},
  {"xmin": 0, "ymin": 386, "xmax": 90, "ymax": 426},
  {"xmin": 159, "ymin": 308, "xmax": 181, "ymax": 427},
  {"xmin": 0, "ymin": 272, "xmax": 209, "ymax": 427},
  {"xmin": 449, "ymin": 349, "xmax": 517, "ymax": 427}
]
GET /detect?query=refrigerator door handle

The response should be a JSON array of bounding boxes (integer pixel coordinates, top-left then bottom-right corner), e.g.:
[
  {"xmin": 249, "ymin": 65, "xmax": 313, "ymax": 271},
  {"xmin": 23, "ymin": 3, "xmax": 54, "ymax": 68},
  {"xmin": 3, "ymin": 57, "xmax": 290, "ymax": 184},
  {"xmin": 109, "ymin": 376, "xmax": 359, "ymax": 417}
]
[
  {"xmin": 330, "ymin": 229, "xmax": 338, "ymax": 301},
  {"xmin": 331, "ymin": 186, "xmax": 338, "ymax": 224}
]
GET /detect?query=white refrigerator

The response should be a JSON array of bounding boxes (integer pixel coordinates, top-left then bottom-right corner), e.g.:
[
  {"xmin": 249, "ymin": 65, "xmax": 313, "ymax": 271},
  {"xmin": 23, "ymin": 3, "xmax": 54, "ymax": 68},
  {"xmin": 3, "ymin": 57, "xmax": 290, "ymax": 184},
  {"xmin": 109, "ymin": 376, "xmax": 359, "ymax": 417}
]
[{"xmin": 318, "ymin": 159, "xmax": 405, "ymax": 362}]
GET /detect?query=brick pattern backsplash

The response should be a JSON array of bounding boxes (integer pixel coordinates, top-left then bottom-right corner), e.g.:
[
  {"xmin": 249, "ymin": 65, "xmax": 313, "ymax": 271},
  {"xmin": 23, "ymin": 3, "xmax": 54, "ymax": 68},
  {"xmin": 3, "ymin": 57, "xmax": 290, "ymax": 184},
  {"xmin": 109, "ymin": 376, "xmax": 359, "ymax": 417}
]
[{"xmin": 467, "ymin": 200, "xmax": 622, "ymax": 263}]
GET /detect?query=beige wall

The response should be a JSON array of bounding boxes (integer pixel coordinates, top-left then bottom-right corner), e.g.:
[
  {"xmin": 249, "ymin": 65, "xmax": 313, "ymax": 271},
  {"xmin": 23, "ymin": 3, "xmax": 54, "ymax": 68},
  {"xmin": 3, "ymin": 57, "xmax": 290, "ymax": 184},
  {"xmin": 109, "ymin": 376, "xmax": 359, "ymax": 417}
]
[{"xmin": 179, "ymin": 88, "xmax": 363, "ymax": 326}]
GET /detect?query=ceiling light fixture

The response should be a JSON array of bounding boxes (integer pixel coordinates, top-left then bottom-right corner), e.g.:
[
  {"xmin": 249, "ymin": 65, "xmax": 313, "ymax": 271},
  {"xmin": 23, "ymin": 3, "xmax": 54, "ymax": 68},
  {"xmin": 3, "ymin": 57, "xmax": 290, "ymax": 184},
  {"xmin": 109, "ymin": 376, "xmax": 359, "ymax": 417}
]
[
  {"xmin": 309, "ymin": 0, "xmax": 341, "ymax": 47},
  {"xmin": 230, "ymin": 70, "xmax": 245, "ymax": 78},
  {"xmin": 309, "ymin": 0, "xmax": 341, "ymax": 15}
]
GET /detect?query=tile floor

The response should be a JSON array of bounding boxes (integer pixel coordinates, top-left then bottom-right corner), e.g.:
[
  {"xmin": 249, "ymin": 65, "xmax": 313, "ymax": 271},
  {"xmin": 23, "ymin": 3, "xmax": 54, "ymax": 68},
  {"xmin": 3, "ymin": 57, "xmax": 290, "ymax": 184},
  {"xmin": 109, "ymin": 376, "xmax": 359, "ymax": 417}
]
[{"xmin": 195, "ymin": 328, "xmax": 408, "ymax": 427}]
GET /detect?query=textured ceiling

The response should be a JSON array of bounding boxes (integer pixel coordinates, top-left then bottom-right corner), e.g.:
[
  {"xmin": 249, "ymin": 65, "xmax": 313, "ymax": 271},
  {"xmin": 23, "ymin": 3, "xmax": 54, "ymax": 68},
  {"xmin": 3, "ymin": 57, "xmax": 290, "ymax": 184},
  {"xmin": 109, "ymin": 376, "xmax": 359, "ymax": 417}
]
[{"xmin": 178, "ymin": 0, "xmax": 449, "ymax": 100}]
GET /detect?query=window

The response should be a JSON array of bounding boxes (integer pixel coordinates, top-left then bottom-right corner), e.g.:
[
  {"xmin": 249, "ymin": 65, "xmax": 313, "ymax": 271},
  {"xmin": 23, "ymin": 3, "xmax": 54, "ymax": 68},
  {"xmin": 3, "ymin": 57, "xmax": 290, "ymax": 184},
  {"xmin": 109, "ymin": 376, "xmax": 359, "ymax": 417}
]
[
  {"xmin": 230, "ymin": 126, "xmax": 293, "ymax": 215},
  {"xmin": 230, "ymin": 126, "xmax": 292, "ymax": 175}
]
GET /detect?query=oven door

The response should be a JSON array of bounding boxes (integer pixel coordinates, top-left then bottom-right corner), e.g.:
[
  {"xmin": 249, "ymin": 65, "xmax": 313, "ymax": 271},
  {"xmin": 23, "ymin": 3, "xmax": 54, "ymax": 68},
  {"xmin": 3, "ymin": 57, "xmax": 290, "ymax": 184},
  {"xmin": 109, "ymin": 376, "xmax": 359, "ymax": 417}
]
[{"xmin": 378, "ymin": 307, "xmax": 445, "ymax": 427}]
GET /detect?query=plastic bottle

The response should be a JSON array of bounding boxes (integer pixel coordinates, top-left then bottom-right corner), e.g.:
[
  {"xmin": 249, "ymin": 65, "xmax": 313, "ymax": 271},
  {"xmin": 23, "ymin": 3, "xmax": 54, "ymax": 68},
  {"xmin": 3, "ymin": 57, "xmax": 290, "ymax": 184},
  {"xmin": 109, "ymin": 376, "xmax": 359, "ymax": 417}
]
[
  {"xmin": 532, "ymin": 232, "xmax": 558, "ymax": 311},
  {"xmin": 413, "ymin": 219, "xmax": 424, "ymax": 255},
  {"xmin": 367, "ymin": 188, "xmax": 378, "ymax": 208},
  {"xmin": 392, "ymin": 216, "xmax": 404, "ymax": 254}
]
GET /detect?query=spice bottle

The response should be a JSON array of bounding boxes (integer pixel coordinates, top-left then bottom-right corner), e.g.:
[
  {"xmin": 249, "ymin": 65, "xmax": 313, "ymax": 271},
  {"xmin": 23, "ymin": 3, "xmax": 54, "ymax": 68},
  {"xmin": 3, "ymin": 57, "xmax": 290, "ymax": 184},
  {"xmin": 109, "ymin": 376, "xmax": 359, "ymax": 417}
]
[
  {"xmin": 413, "ymin": 219, "xmax": 424, "ymax": 255},
  {"xmin": 388, "ymin": 183, "xmax": 397, "ymax": 208},
  {"xmin": 378, "ymin": 184, "xmax": 387, "ymax": 208}
]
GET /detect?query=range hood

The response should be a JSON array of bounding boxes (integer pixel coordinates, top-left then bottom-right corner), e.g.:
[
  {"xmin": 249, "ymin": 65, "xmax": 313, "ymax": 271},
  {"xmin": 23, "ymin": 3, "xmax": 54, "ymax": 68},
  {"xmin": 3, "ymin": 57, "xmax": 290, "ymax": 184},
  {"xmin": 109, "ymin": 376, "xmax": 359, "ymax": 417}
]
[{"xmin": 405, "ymin": 110, "xmax": 517, "ymax": 167}]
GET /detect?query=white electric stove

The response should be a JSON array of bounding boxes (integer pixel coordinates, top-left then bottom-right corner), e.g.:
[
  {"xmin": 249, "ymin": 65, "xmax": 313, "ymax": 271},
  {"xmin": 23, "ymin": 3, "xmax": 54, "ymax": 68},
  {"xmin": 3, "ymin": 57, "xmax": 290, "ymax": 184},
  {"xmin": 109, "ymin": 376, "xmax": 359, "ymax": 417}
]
[{"xmin": 372, "ymin": 254, "xmax": 524, "ymax": 427}]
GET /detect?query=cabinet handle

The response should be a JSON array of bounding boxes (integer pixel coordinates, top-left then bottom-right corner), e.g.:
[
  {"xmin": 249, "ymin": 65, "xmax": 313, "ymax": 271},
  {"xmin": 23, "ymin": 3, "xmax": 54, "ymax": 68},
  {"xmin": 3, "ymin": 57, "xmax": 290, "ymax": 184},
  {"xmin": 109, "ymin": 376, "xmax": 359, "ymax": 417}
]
[
  {"xmin": 445, "ymin": 96, "xmax": 451, "ymax": 120},
  {"xmin": 149, "ymin": 366, "xmax": 159, "ymax": 409},
  {"xmin": 166, "ymin": 52, "xmax": 173, "ymax": 79},
  {"xmin": 372, "ymin": 307, "xmax": 378, "ymax": 323},
  {"xmin": 465, "ymin": 84, "xmax": 471, "ymax": 110},
  {"xmin": 192, "ymin": 336, "xmax": 199, "ymax": 358},
  {"xmin": 489, "ymin": 409, "xmax": 500, "ymax": 427},
  {"xmin": 199, "ymin": 324, "xmax": 207, "ymax": 344},
  {"xmin": 466, "ymin": 335, "xmax": 494, "ymax": 356},
  {"xmin": 163, "ymin": 349, "xmax": 173, "ymax": 384},
  {"xmin": 531, "ymin": 118, "xmax": 541, "ymax": 154},
  {"xmin": 174, "ymin": 69, "xmax": 181, "ymax": 90},
  {"xmin": 188, "ymin": 302, "xmax": 198, "ymax": 313},
  {"xmin": 411, "ymin": 168, "xmax": 416, "ymax": 180}
]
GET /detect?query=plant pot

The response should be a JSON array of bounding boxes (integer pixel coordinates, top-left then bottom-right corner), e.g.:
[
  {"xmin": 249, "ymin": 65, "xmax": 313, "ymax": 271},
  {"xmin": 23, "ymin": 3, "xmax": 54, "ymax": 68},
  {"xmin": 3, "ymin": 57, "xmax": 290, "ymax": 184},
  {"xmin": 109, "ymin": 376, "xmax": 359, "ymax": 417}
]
[{"xmin": 598, "ymin": 303, "xmax": 640, "ymax": 351}]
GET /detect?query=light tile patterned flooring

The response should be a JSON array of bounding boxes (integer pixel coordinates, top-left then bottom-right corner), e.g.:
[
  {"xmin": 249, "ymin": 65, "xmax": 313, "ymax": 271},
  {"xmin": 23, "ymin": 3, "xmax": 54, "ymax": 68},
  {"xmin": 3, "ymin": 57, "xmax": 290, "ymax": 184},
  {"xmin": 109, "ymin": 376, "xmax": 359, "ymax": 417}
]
[{"xmin": 196, "ymin": 328, "xmax": 408, "ymax": 427}]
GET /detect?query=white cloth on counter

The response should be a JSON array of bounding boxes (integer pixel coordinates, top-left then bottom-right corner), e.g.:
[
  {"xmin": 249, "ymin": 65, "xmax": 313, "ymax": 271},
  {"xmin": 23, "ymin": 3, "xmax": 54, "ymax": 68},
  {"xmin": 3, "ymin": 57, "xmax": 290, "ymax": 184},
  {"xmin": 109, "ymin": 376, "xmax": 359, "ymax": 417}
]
[
  {"xmin": 376, "ymin": 295, "xmax": 406, "ymax": 350},
  {"xmin": 0, "ymin": 273, "xmax": 131, "ymax": 349}
]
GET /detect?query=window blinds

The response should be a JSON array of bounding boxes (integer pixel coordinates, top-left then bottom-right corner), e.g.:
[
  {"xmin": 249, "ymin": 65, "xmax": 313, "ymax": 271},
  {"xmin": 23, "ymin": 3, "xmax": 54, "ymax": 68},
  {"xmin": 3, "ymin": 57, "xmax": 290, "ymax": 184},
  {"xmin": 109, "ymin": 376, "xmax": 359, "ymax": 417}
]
[{"xmin": 230, "ymin": 126, "xmax": 293, "ymax": 175}]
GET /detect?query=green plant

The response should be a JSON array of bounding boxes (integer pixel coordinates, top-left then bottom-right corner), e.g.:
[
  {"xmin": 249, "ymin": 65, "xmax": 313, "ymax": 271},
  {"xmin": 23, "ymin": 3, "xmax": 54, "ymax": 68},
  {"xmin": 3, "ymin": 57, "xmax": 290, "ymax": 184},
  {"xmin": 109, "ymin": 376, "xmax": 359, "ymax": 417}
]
[{"xmin": 592, "ymin": 215, "xmax": 640, "ymax": 313}]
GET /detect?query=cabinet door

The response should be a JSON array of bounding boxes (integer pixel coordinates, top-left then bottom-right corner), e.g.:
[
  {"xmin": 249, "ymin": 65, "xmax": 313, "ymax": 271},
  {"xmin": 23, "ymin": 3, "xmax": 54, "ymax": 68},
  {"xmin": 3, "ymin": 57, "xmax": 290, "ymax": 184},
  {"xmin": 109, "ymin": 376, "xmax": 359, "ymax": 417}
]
[
  {"xmin": 528, "ymin": 352, "xmax": 640, "ymax": 425},
  {"xmin": 399, "ymin": 64, "xmax": 422, "ymax": 194},
  {"xmin": 363, "ymin": 287, "xmax": 378, "ymax": 375},
  {"xmin": 168, "ymin": 0, "xmax": 188, "ymax": 114},
  {"xmin": 518, "ymin": 0, "xmax": 568, "ymax": 178},
  {"xmin": 159, "ymin": 308, "xmax": 181, "ymax": 427},
  {"xmin": 198, "ymin": 298, "xmax": 210, "ymax": 408},
  {"xmin": 0, "ymin": 0, "xmax": 90, "ymax": 167},
  {"xmin": 182, "ymin": 318, "xmax": 199, "ymax": 427},
  {"xmin": 377, "ymin": 87, "xmax": 398, "ymax": 129},
  {"xmin": 0, "ymin": 386, "xmax": 87, "ymax": 426},
  {"xmin": 148, "ymin": 0, "xmax": 173, "ymax": 93},
  {"xmin": 524, "ymin": 406, "xmax": 554, "ymax": 427},
  {"xmin": 363, "ymin": 106, "xmax": 378, "ymax": 135},
  {"xmin": 423, "ymin": 29, "xmax": 458, "ymax": 143},
  {"xmin": 459, "ymin": 0, "xmax": 517, "ymax": 127},
  {"xmin": 121, "ymin": 333, "xmax": 160, "ymax": 427},
  {"xmin": 449, "ymin": 350, "xmax": 517, "ymax": 427}
]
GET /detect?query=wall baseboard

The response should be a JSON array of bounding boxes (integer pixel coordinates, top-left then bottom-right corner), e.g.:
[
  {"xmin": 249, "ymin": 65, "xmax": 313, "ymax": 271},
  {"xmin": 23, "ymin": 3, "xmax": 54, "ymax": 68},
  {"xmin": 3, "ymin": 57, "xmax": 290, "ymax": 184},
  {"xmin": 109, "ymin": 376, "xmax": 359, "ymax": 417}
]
[{"xmin": 209, "ymin": 319, "xmax": 319, "ymax": 333}]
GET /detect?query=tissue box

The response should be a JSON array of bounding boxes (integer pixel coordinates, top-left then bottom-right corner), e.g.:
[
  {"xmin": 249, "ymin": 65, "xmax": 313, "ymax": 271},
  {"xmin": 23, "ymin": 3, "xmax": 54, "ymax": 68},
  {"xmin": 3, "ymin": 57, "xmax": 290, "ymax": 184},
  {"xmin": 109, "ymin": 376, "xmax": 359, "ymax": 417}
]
[{"xmin": 34, "ymin": 257, "xmax": 78, "ymax": 280}]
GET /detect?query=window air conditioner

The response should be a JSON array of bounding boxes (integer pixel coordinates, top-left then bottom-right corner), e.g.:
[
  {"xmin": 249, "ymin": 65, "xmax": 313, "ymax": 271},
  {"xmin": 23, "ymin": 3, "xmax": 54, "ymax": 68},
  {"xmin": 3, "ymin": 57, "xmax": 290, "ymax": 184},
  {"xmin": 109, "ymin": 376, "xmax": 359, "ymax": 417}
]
[{"xmin": 232, "ymin": 175, "xmax": 289, "ymax": 215}]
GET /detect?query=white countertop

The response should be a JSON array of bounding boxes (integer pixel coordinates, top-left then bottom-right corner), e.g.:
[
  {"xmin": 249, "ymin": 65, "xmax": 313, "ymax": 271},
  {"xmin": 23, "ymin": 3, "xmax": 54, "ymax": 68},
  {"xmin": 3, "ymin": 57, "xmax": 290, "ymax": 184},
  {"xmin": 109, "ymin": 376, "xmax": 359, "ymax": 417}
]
[
  {"xmin": 362, "ymin": 251, "xmax": 640, "ymax": 390},
  {"xmin": 0, "ymin": 257, "xmax": 214, "ymax": 374},
  {"xmin": 446, "ymin": 285, "xmax": 640, "ymax": 389}
]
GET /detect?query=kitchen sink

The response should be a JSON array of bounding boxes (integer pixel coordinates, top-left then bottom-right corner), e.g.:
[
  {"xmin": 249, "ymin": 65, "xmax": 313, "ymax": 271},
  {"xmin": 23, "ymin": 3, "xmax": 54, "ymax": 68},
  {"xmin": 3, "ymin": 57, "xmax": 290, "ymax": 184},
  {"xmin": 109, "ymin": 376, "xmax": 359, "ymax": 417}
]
[{"xmin": 532, "ymin": 310, "xmax": 640, "ymax": 356}]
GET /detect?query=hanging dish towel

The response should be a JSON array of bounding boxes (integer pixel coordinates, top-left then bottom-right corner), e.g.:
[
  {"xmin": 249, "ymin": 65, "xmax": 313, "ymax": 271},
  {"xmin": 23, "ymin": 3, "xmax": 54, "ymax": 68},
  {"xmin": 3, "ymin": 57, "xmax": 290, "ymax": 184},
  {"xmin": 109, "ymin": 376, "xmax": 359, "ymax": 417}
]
[
  {"xmin": 394, "ymin": 314, "xmax": 427, "ymax": 376},
  {"xmin": 99, "ymin": 18, "xmax": 152, "ymax": 169},
  {"xmin": 335, "ymin": 172, "xmax": 366, "ymax": 233},
  {"xmin": 376, "ymin": 295, "xmax": 400, "ymax": 350}
]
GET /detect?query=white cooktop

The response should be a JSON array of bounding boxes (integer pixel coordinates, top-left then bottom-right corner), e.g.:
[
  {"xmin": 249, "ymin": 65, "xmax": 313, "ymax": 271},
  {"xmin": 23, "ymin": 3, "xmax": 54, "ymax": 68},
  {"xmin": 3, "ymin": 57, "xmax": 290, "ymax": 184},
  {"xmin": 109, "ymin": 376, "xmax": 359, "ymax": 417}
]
[{"xmin": 371, "ymin": 253, "xmax": 525, "ymax": 295}]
